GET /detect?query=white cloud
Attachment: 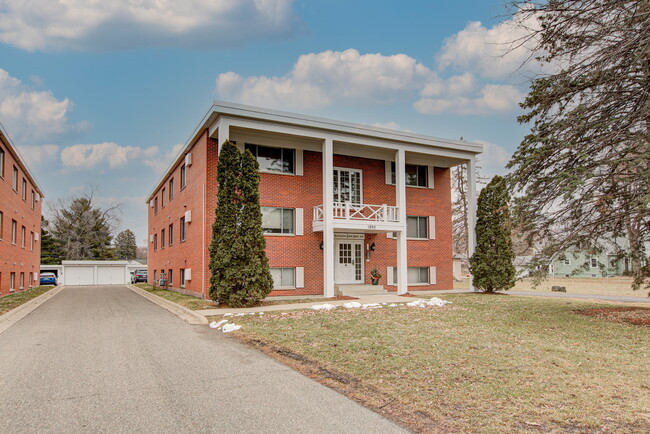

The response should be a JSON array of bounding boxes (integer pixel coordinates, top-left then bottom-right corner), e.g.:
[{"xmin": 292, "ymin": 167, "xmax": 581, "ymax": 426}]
[
  {"xmin": 16, "ymin": 144, "xmax": 60, "ymax": 167},
  {"xmin": 436, "ymin": 14, "xmax": 547, "ymax": 81},
  {"xmin": 61, "ymin": 142, "xmax": 159, "ymax": 169},
  {"xmin": 0, "ymin": 69, "xmax": 88, "ymax": 143},
  {"xmin": 472, "ymin": 139, "xmax": 512, "ymax": 177},
  {"xmin": 143, "ymin": 143, "xmax": 185, "ymax": 174},
  {"xmin": 216, "ymin": 49, "xmax": 436, "ymax": 109},
  {"xmin": 0, "ymin": 0, "xmax": 299, "ymax": 52},
  {"xmin": 415, "ymin": 84, "xmax": 525, "ymax": 116}
]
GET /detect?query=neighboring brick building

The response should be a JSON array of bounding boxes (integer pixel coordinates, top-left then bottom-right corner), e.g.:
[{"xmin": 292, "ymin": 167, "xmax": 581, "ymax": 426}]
[
  {"xmin": 0, "ymin": 123, "xmax": 44, "ymax": 297},
  {"xmin": 146, "ymin": 102, "xmax": 481, "ymax": 299}
]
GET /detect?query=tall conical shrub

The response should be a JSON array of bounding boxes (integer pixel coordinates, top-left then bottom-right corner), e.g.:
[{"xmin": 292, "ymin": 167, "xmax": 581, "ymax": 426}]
[
  {"xmin": 209, "ymin": 142, "xmax": 273, "ymax": 307},
  {"xmin": 209, "ymin": 141, "xmax": 242, "ymax": 302},
  {"xmin": 469, "ymin": 175, "xmax": 516, "ymax": 293},
  {"xmin": 231, "ymin": 150, "xmax": 273, "ymax": 306}
]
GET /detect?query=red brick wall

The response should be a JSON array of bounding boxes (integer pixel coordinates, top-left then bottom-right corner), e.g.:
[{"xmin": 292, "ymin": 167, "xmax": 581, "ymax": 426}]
[
  {"xmin": 148, "ymin": 130, "xmax": 212, "ymax": 298},
  {"xmin": 0, "ymin": 141, "xmax": 42, "ymax": 296},
  {"xmin": 149, "ymin": 139, "xmax": 454, "ymax": 299}
]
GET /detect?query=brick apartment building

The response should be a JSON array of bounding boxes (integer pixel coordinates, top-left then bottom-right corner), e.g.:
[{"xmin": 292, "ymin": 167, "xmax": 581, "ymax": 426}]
[
  {"xmin": 147, "ymin": 102, "xmax": 481, "ymax": 298},
  {"xmin": 0, "ymin": 123, "xmax": 44, "ymax": 296}
]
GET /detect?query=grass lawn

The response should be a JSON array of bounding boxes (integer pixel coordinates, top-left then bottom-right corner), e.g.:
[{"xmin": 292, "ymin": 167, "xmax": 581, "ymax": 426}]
[
  {"xmin": 232, "ymin": 294, "xmax": 650, "ymax": 432},
  {"xmin": 134, "ymin": 284, "xmax": 352, "ymax": 310},
  {"xmin": 0, "ymin": 286, "xmax": 55, "ymax": 315}
]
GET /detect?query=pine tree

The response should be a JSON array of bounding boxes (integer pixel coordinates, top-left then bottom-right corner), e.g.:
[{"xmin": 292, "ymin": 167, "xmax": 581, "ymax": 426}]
[
  {"xmin": 233, "ymin": 150, "xmax": 273, "ymax": 306},
  {"xmin": 40, "ymin": 218, "xmax": 64, "ymax": 264},
  {"xmin": 209, "ymin": 142, "xmax": 243, "ymax": 303},
  {"xmin": 469, "ymin": 176, "xmax": 516, "ymax": 293},
  {"xmin": 114, "ymin": 229, "xmax": 137, "ymax": 260}
]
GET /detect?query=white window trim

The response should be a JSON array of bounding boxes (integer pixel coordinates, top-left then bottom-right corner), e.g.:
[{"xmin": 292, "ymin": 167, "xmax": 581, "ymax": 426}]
[
  {"xmin": 407, "ymin": 216, "xmax": 429, "ymax": 240},
  {"xmin": 385, "ymin": 162, "xmax": 432, "ymax": 188},
  {"xmin": 262, "ymin": 207, "xmax": 296, "ymax": 236},
  {"xmin": 247, "ymin": 143, "xmax": 299, "ymax": 176},
  {"xmin": 590, "ymin": 258, "xmax": 598, "ymax": 268},
  {"xmin": 333, "ymin": 167, "xmax": 364, "ymax": 205},
  {"xmin": 271, "ymin": 267, "xmax": 297, "ymax": 290}
]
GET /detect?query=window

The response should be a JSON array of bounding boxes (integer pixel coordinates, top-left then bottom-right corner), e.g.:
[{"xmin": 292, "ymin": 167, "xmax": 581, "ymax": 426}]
[
  {"xmin": 168, "ymin": 269, "xmax": 173, "ymax": 285},
  {"xmin": 31, "ymin": 190, "xmax": 35, "ymax": 209},
  {"xmin": 29, "ymin": 272, "xmax": 33, "ymax": 288},
  {"xmin": 19, "ymin": 272, "xmax": 24, "ymax": 289},
  {"xmin": 261, "ymin": 207, "xmax": 294, "ymax": 234},
  {"xmin": 271, "ymin": 268, "xmax": 295, "ymax": 289},
  {"xmin": 10, "ymin": 272, "xmax": 15, "ymax": 291},
  {"xmin": 21, "ymin": 226, "xmax": 25, "ymax": 247},
  {"xmin": 169, "ymin": 178, "xmax": 174, "ymax": 201},
  {"xmin": 154, "ymin": 197, "xmax": 159, "ymax": 214},
  {"xmin": 0, "ymin": 211, "xmax": 3, "ymax": 239},
  {"xmin": 0, "ymin": 146, "xmax": 4, "ymax": 178},
  {"xmin": 180, "ymin": 268, "xmax": 186, "ymax": 288},
  {"xmin": 407, "ymin": 216, "xmax": 428, "ymax": 239},
  {"xmin": 181, "ymin": 164, "xmax": 186, "ymax": 189},
  {"xmin": 161, "ymin": 229, "xmax": 165, "ymax": 248},
  {"xmin": 409, "ymin": 267, "xmax": 429, "ymax": 284},
  {"xmin": 154, "ymin": 234, "xmax": 158, "ymax": 251},
  {"xmin": 22, "ymin": 178, "xmax": 26, "ymax": 201},
  {"xmin": 590, "ymin": 257, "xmax": 598, "ymax": 268},
  {"xmin": 245, "ymin": 143, "xmax": 295, "ymax": 174},
  {"xmin": 12, "ymin": 166, "xmax": 18, "ymax": 191},
  {"xmin": 168, "ymin": 223, "xmax": 173, "ymax": 246},
  {"xmin": 180, "ymin": 217, "xmax": 186, "ymax": 242},
  {"xmin": 564, "ymin": 259, "xmax": 571, "ymax": 265},
  {"xmin": 391, "ymin": 163, "xmax": 428, "ymax": 187},
  {"xmin": 11, "ymin": 219, "xmax": 17, "ymax": 244},
  {"xmin": 161, "ymin": 187, "xmax": 166, "ymax": 207},
  {"xmin": 30, "ymin": 232, "xmax": 34, "ymax": 251}
]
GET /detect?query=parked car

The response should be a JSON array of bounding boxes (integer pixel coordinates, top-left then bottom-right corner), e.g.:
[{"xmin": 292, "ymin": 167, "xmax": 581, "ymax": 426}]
[
  {"xmin": 131, "ymin": 269, "xmax": 148, "ymax": 284},
  {"xmin": 40, "ymin": 272, "xmax": 58, "ymax": 286}
]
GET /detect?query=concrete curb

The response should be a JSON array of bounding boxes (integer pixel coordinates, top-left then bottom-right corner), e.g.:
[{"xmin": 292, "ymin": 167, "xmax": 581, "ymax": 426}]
[
  {"xmin": 0, "ymin": 285, "xmax": 66, "ymax": 335},
  {"xmin": 127, "ymin": 284, "xmax": 208, "ymax": 325}
]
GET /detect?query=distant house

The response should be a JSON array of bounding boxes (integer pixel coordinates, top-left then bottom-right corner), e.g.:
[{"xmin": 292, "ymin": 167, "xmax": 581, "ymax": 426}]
[{"xmin": 549, "ymin": 241, "xmax": 648, "ymax": 278}]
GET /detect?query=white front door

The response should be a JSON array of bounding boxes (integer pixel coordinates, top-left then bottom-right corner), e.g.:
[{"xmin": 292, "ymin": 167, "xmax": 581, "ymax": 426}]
[{"xmin": 335, "ymin": 240, "xmax": 364, "ymax": 284}]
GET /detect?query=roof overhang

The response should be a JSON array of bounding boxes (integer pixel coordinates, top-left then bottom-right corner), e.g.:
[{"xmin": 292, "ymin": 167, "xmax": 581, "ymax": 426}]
[
  {"xmin": 0, "ymin": 121, "xmax": 45, "ymax": 198},
  {"xmin": 146, "ymin": 101, "xmax": 484, "ymax": 202}
]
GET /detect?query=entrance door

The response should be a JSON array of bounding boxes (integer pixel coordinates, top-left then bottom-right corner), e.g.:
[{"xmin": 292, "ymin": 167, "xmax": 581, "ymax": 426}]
[
  {"xmin": 335, "ymin": 240, "xmax": 364, "ymax": 284},
  {"xmin": 333, "ymin": 168, "xmax": 362, "ymax": 204}
]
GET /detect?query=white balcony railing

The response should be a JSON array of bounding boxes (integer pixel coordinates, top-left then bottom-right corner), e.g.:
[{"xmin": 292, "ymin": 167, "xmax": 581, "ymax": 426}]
[{"xmin": 313, "ymin": 202, "xmax": 399, "ymax": 223}]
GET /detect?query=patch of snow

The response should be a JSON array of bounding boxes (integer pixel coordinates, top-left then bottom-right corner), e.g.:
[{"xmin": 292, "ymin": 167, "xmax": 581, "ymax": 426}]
[
  {"xmin": 224, "ymin": 313, "xmax": 233, "ymax": 316},
  {"xmin": 222, "ymin": 323, "xmax": 241, "ymax": 333},
  {"xmin": 406, "ymin": 298, "xmax": 451, "ymax": 308},
  {"xmin": 311, "ymin": 303, "xmax": 337, "ymax": 310},
  {"xmin": 362, "ymin": 303, "xmax": 382, "ymax": 309},
  {"xmin": 343, "ymin": 302, "xmax": 363, "ymax": 309},
  {"xmin": 388, "ymin": 303, "xmax": 398, "ymax": 307},
  {"xmin": 209, "ymin": 319, "xmax": 229, "ymax": 329}
]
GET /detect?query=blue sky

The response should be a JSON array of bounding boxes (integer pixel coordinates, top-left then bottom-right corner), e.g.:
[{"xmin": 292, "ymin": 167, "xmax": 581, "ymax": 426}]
[{"xmin": 0, "ymin": 0, "xmax": 539, "ymax": 246}]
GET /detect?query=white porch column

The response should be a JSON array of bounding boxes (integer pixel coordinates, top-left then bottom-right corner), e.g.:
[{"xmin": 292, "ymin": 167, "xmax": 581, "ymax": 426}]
[
  {"xmin": 217, "ymin": 119, "xmax": 230, "ymax": 149},
  {"xmin": 322, "ymin": 137, "xmax": 335, "ymax": 297},
  {"xmin": 467, "ymin": 157, "xmax": 478, "ymax": 292},
  {"xmin": 395, "ymin": 148, "xmax": 408, "ymax": 295}
]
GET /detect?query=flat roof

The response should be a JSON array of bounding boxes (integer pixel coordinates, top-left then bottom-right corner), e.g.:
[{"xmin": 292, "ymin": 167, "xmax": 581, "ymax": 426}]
[
  {"xmin": 0, "ymin": 121, "xmax": 45, "ymax": 197},
  {"xmin": 147, "ymin": 101, "xmax": 484, "ymax": 201}
]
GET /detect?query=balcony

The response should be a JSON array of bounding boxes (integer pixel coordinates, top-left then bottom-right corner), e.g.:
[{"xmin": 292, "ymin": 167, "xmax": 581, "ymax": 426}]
[{"xmin": 312, "ymin": 202, "xmax": 402, "ymax": 233}]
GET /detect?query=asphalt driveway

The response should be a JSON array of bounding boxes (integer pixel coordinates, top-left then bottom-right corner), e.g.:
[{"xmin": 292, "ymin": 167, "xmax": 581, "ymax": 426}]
[{"xmin": 0, "ymin": 286, "xmax": 404, "ymax": 433}]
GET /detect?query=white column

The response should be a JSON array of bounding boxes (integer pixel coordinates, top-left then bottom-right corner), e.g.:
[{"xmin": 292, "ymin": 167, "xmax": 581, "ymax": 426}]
[
  {"xmin": 323, "ymin": 138, "xmax": 335, "ymax": 297},
  {"xmin": 395, "ymin": 149, "xmax": 408, "ymax": 295},
  {"xmin": 467, "ymin": 157, "xmax": 478, "ymax": 292},
  {"xmin": 217, "ymin": 119, "xmax": 230, "ymax": 149}
]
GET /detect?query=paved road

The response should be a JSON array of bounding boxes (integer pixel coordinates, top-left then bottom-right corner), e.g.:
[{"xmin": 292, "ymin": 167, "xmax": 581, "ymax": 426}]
[{"xmin": 0, "ymin": 286, "xmax": 404, "ymax": 433}]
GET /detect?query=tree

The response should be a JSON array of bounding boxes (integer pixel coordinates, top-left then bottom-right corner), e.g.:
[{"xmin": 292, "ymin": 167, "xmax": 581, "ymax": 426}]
[
  {"xmin": 209, "ymin": 143, "xmax": 273, "ymax": 307},
  {"xmin": 114, "ymin": 229, "xmax": 137, "ymax": 261},
  {"xmin": 49, "ymin": 188, "xmax": 118, "ymax": 260},
  {"xmin": 469, "ymin": 176, "xmax": 516, "ymax": 293},
  {"xmin": 506, "ymin": 1, "xmax": 650, "ymax": 292},
  {"xmin": 451, "ymin": 158, "xmax": 487, "ymax": 256},
  {"xmin": 40, "ymin": 217, "xmax": 64, "ymax": 264},
  {"xmin": 232, "ymin": 150, "xmax": 273, "ymax": 305}
]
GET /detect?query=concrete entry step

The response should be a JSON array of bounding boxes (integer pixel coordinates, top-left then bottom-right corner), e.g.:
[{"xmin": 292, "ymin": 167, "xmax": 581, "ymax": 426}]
[{"xmin": 335, "ymin": 284, "xmax": 387, "ymax": 297}]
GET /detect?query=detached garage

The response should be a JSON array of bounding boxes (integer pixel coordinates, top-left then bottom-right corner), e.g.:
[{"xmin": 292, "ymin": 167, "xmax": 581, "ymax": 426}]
[{"xmin": 58, "ymin": 261, "xmax": 134, "ymax": 286}]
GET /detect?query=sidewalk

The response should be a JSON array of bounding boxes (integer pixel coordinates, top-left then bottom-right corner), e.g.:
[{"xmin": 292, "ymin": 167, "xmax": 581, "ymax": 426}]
[{"xmin": 196, "ymin": 294, "xmax": 419, "ymax": 316}]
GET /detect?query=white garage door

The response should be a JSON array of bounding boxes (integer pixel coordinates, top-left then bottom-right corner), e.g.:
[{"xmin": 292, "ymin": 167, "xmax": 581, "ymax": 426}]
[
  {"xmin": 65, "ymin": 266, "xmax": 95, "ymax": 286},
  {"xmin": 97, "ymin": 266, "xmax": 126, "ymax": 285}
]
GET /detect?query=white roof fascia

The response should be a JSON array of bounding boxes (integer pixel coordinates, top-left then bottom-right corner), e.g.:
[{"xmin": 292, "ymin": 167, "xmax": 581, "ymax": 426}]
[{"xmin": 0, "ymin": 121, "xmax": 46, "ymax": 197}]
